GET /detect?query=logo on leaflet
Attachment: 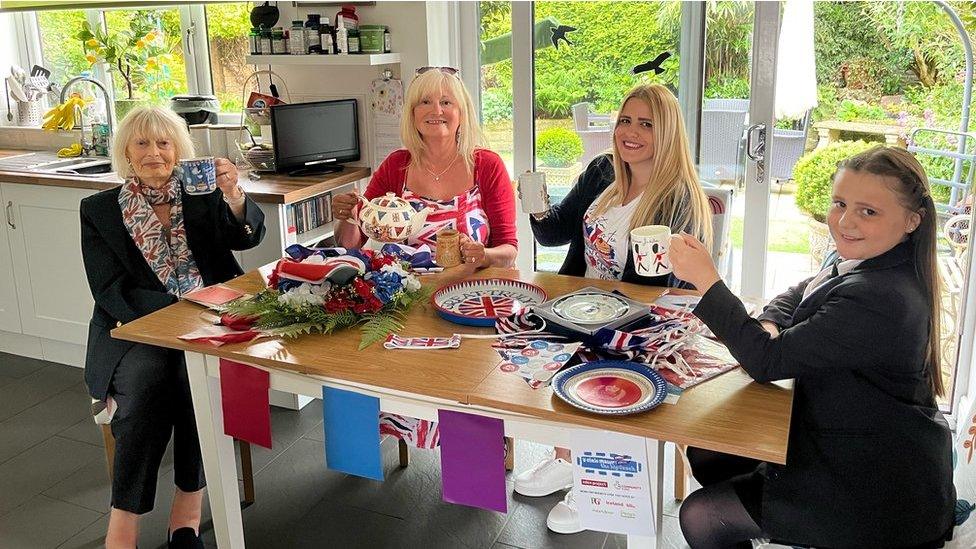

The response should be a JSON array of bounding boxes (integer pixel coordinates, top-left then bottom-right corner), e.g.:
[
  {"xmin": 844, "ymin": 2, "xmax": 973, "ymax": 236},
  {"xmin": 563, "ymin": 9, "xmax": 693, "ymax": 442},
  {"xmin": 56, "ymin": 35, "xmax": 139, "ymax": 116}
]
[{"xmin": 576, "ymin": 452, "xmax": 642, "ymax": 478}]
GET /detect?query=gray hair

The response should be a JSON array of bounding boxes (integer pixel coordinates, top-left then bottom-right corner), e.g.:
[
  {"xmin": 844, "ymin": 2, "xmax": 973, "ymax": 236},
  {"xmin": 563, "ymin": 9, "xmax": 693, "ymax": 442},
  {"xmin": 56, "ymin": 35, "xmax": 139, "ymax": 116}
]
[{"xmin": 112, "ymin": 106, "xmax": 194, "ymax": 180}]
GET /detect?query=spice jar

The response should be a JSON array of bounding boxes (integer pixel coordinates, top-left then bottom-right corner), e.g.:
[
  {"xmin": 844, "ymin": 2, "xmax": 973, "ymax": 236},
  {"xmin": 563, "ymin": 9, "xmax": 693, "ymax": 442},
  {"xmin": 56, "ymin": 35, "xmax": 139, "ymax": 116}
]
[
  {"xmin": 305, "ymin": 14, "xmax": 322, "ymax": 54},
  {"xmin": 271, "ymin": 27, "xmax": 285, "ymax": 54},
  {"xmin": 258, "ymin": 26, "xmax": 272, "ymax": 55},
  {"xmin": 289, "ymin": 20, "xmax": 307, "ymax": 55}
]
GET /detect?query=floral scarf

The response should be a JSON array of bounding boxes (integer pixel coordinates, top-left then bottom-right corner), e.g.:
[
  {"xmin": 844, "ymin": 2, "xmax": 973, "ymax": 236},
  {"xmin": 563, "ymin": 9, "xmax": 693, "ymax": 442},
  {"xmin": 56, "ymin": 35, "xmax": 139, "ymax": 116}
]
[{"xmin": 118, "ymin": 176, "xmax": 203, "ymax": 296}]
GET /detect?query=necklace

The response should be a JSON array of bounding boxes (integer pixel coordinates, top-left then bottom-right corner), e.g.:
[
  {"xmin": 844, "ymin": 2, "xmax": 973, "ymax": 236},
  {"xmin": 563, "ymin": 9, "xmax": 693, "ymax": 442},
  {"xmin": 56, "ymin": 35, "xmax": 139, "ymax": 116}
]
[{"xmin": 424, "ymin": 153, "xmax": 459, "ymax": 182}]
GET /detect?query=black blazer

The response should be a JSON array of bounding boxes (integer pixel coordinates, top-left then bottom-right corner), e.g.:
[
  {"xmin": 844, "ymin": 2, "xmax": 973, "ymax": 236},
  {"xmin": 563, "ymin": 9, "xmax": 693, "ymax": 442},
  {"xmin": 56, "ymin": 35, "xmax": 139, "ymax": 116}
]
[
  {"xmin": 529, "ymin": 154, "xmax": 690, "ymax": 288},
  {"xmin": 80, "ymin": 185, "xmax": 266, "ymax": 401},
  {"xmin": 694, "ymin": 241, "xmax": 954, "ymax": 548}
]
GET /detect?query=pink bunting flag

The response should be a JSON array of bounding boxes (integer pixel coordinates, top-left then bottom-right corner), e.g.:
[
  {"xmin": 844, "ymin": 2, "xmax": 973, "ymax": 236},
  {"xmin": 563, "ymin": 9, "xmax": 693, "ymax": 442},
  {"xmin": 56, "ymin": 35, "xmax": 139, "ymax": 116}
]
[{"xmin": 219, "ymin": 359, "xmax": 272, "ymax": 449}]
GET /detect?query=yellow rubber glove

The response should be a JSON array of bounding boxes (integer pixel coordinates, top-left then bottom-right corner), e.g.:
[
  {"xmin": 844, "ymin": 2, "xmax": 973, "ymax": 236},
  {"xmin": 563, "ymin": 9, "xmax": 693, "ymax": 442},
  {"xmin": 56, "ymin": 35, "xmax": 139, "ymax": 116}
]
[{"xmin": 57, "ymin": 143, "xmax": 83, "ymax": 157}]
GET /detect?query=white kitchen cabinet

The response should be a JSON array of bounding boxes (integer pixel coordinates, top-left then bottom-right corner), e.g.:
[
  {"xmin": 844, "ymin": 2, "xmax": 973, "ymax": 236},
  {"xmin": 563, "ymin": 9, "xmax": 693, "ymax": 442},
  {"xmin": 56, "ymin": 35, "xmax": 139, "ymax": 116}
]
[
  {"xmin": 2, "ymin": 182, "xmax": 96, "ymax": 345},
  {"xmin": 0, "ymin": 187, "xmax": 22, "ymax": 333}
]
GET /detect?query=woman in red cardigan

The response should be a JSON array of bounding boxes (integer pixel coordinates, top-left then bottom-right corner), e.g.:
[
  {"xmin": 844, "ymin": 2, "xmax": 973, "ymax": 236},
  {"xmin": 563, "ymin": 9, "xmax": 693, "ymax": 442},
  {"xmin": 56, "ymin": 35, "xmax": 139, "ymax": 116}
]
[
  {"xmin": 333, "ymin": 67, "xmax": 518, "ymax": 269},
  {"xmin": 331, "ymin": 67, "xmax": 518, "ymax": 450}
]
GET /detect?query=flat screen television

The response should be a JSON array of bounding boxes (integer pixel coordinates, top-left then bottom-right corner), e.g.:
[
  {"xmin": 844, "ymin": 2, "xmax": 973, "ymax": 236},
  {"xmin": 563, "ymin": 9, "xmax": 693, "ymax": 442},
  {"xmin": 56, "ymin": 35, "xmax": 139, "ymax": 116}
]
[{"xmin": 271, "ymin": 99, "xmax": 360, "ymax": 176}]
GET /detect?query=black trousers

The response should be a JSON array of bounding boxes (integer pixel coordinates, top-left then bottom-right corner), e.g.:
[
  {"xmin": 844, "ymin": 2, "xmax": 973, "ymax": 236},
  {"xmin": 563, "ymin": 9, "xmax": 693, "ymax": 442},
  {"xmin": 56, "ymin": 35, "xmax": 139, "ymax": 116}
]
[{"xmin": 108, "ymin": 343, "xmax": 206, "ymax": 514}]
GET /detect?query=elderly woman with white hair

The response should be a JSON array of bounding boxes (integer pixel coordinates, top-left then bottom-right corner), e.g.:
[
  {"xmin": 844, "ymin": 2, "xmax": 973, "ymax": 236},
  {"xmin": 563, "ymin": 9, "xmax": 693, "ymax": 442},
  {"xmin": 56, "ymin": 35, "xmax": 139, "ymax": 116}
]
[{"xmin": 80, "ymin": 106, "xmax": 265, "ymax": 548}]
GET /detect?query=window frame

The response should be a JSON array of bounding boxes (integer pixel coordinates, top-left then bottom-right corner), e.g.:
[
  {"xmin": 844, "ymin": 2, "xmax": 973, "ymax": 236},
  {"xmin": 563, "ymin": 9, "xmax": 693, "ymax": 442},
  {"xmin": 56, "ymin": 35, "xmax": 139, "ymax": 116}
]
[{"xmin": 14, "ymin": 4, "xmax": 217, "ymax": 121}]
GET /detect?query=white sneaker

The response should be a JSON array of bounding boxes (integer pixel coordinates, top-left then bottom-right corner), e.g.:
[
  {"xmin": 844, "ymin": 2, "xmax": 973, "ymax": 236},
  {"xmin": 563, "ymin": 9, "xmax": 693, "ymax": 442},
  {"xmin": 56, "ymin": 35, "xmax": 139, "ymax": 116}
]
[
  {"xmin": 513, "ymin": 457, "xmax": 573, "ymax": 497},
  {"xmin": 546, "ymin": 490, "xmax": 584, "ymax": 534}
]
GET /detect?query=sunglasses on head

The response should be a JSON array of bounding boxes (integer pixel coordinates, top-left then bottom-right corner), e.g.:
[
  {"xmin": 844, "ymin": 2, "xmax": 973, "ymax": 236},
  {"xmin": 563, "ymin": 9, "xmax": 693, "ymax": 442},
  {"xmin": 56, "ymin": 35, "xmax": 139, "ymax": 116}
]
[{"xmin": 416, "ymin": 66, "xmax": 460, "ymax": 76}]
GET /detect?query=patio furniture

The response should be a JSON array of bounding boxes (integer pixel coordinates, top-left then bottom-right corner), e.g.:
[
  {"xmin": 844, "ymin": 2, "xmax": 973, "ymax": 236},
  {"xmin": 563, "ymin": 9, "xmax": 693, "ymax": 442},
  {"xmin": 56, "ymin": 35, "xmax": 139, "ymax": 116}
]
[
  {"xmin": 813, "ymin": 120, "xmax": 907, "ymax": 149},
  {"xmin": 571, "ymin": 102, "xmax": 613, "ymax": 168},
  {"xmin": 700, "ymin": 99, "xmax": 749, "ymax": 183},
  {"xmin": 769, "ymin": 110, "xmax": 813, "ymax": 182}
]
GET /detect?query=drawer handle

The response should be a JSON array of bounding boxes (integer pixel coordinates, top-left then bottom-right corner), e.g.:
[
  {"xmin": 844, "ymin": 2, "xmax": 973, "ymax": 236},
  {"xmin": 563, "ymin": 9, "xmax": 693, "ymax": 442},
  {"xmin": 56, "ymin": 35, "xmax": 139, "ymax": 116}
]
[{"xmin": 5, "ymin": 201, "xmax": 13, "ymax": 230}]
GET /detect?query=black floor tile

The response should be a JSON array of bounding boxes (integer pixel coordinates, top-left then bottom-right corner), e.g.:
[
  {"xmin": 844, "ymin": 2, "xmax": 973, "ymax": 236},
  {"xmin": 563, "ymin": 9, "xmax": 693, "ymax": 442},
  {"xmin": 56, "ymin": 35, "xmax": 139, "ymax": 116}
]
[
  {"xmin": 0, "ymin": 352, "xmax": 49, "ymax": 379},
  {"xmin": 56, "ymin": 514, "xmax": 108, "ymax": 549},
  {"xmin": 496, "ymin": 491, "xmax": 608, "ymax": 549},
  {"xmin": 58, "ymin": 418, "xmax": 105, "ymax": 449},
  {"xmin": 0, "ymin": 374, "xmax": 17, "ymax": 389},
  {"xmin": 0, "ymin": 365, "xmax": 84, "ymax": 422},
  {"xmin": 43, "ymin": 459, "xmax": 111, "ymax": 514},
  {"xmin": 232, "ymin": 399, "xmax": 325, "ymax": 478},
  {"xmin": 0, "ymin": 383, "xmax": 92, "ymax": 465},
  {"xmin": 0, "ymin": 494, "xmax": 102, "ymax": 548},
  {"xmin": 0, "ymin": 436, "xmax": 103, "ymax": 517}
]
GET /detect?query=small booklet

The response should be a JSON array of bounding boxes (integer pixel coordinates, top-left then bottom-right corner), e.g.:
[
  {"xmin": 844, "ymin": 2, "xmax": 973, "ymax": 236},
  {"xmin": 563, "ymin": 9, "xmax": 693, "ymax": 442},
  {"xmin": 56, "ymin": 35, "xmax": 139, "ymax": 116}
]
[{"xmin": 182, "ymin": 285, "xmax": 246, "ymax": 309}]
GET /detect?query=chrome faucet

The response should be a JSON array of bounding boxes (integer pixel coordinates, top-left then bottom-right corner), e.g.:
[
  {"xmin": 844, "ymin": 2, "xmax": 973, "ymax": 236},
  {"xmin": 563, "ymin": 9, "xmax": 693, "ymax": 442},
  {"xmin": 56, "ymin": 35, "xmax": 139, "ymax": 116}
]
[{"xmin": 60, "ymin": 76, "xmax": 114, "ymax": 157}]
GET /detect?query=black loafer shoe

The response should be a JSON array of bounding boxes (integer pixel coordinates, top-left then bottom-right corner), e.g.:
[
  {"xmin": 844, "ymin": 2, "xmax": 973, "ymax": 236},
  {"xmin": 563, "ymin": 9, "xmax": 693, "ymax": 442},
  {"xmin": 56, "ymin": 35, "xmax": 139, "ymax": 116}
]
[{"xmin": 168, "ymin": 527, "xmax": 204, "ymax": 549}]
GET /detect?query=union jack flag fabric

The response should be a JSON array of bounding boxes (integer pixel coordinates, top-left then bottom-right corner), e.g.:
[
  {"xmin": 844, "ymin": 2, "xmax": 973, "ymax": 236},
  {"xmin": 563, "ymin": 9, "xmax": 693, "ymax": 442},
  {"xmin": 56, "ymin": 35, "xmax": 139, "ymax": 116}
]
[
  {"xmin": 118, "ymin": 177, "xmax": 202, "ymax": 297},
  {"xmin": 379, "ymin": 413, "xmax": 439, "ymax": 449},
  {"xmin": 402, "ymin": 186, "xmax": 490, "ymax": 252},
  {"xmin": 384, "ymin": 334, "xmax": 461, "ymax": 350},
  {"xmin": 495, "ymin": 301, "xmax": 737, "ymax": 391}
]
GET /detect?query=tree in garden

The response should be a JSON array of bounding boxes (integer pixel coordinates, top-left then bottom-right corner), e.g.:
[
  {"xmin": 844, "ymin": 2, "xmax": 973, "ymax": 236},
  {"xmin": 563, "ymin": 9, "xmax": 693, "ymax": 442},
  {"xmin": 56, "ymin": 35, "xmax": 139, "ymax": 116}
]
[{"xmin": 76, "ymin": 10, "xmax": 177, "ymax": 101}]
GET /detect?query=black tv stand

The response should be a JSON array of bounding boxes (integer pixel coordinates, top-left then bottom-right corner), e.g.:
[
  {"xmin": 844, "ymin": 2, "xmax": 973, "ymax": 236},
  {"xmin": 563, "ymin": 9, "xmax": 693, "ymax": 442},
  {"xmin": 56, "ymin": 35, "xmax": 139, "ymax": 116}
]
[{"xmin": 287, "ymin": 165, "xmax": 344, "ymax": 177}]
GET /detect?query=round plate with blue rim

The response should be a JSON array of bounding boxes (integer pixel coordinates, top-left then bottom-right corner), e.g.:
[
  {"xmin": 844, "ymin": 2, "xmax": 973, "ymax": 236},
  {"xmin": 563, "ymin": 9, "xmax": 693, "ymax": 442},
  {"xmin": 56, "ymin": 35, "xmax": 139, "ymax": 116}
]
[
  {"xmin": 551, "ymin": 360, "xmax": 668, "ymax": 415},
  {"xmin": 432, "ymin": 278, "xmax": 547, "ymax": 327}
]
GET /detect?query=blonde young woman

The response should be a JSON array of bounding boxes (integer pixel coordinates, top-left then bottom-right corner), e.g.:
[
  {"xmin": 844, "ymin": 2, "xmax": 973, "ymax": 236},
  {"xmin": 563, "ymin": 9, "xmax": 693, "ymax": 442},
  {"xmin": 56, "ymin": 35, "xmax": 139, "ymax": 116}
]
[
  {"xmin": 331, "ymin": 67, "xmax": 517, "ymax": 449},
  {"xmin": 517, "ymin": 83, "xmax": 713, "ymax": 534}
]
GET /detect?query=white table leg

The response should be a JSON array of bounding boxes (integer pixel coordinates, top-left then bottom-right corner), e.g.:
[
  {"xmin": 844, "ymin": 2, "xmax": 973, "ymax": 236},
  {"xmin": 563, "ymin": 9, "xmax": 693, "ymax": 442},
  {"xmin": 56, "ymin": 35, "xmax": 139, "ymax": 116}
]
[
  {"xmin": 185, "ymin": 352, "xmax": 245, "ymax": 548},
  {"xmin": 626, "ymin": 438, "xmax": 665, "ymax": 549}
]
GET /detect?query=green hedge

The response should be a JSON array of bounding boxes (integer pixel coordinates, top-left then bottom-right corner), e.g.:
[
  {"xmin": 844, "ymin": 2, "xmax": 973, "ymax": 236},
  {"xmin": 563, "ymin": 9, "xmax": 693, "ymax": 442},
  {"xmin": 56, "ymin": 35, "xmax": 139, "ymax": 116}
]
[
  {"xmin": 794, "ymin": 140, "xmax": 876, "ymax": 222},
  {"xmin": 537, "ymin": 127, "xmax": 583, "ymax": 168}
]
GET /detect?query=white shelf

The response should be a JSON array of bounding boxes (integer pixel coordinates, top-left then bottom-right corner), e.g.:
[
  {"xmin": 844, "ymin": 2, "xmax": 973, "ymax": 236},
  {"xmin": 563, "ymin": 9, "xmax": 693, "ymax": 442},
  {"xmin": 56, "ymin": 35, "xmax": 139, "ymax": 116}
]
[{"xmin": 246, "ymin": 53, "xmax": 400, "ymax": 66}]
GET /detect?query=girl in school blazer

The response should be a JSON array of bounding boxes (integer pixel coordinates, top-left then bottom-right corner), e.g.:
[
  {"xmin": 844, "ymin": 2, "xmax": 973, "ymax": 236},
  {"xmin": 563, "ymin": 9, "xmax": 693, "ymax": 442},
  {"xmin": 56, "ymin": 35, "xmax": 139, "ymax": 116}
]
[{"xmin": 669, "ymin": 146, "xmax": 955, "ymax": 549}]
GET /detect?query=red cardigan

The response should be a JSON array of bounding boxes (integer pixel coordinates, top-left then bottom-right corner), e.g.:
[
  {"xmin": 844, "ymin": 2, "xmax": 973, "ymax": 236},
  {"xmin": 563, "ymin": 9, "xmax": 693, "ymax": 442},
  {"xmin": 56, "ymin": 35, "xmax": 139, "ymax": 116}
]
[{"xmin": 364, "ymin": 148, "xmax": 518, "ymax": 249}]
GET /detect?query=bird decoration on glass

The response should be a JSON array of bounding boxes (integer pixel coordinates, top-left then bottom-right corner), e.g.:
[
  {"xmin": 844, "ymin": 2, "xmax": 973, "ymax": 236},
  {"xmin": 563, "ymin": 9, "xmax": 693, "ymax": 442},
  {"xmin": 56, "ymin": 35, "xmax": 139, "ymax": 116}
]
[
  {"xmin": 632, "ymin": 52, "xmax": 672, "ymax": 76},
  {"xmin": 550, "ymin": 25, "xmax": 576, "ymax": 49}
]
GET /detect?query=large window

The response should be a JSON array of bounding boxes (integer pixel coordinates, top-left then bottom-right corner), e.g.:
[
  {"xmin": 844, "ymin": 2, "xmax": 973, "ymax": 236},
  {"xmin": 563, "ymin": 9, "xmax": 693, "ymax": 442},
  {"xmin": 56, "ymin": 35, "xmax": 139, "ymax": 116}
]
[
  {"xmin": 205, "ymin": 2, "xmax": 252, "ymax": 113},
  {"xmin": 35, "ymin": 9, "xmax": 88, "ymax": 81},
  {"xmin": 102, "ymin": 8, "xmax": 188, "ymax": 105},
  {"xmin": 28, "ymin": 4, "xmax": 248, "ymax": 118}
]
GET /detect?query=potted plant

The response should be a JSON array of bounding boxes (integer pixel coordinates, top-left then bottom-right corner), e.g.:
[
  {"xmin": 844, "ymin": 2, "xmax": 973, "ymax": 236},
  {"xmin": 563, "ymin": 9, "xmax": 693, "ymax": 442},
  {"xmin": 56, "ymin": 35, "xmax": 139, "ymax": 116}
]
[
  {"xmin": 536, "ymin": 126, "xmax": 584, "ymax": 187},
  {"xmin": 793, "ymin": 140, "xmax": 875, "ymax": 267},
  {"xmin": 76, "ymin": 11, "xmax": 176, "ymax": 119}
]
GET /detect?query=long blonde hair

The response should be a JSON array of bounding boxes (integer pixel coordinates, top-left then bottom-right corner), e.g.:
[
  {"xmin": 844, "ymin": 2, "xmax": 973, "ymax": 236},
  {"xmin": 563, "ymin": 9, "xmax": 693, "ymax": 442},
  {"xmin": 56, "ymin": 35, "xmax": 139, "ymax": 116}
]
[
  {"xmin": 836, "ymin": 146, "xmax": 944, "ymax": 397},
  {"xmin": 591, "ymin": 84, "xmax": 712, "ymax": 251},
  {"xmin": 400, "ymin": 69, "xmax": 485, "ymax": 174}
]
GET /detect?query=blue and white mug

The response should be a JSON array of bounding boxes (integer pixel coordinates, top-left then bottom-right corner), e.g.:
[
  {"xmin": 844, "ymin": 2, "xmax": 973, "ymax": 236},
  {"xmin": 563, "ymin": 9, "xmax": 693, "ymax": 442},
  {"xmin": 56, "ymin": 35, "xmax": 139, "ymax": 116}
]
[{"xmin": 178, "ymin": 156, "xmax": 217, "ymax": 195}]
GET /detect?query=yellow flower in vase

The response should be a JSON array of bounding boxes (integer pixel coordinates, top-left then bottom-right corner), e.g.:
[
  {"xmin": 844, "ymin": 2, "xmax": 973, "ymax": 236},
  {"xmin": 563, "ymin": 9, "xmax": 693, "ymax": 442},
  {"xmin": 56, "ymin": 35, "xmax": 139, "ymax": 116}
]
[
  {"xmin": 85, "ymin": 38, "xmax": 99, "ymax": 48},
  {"xmin": 146, "ymin": 57, "xmax": 158, "ymax": 71},
  {"xmin": 145, "ymin": 31, "xmax": 157, "ymax": 42},
  {"xmin": 85, "ymin": 54, "xmax": 97, "ymax": 65},
  {"xmin": 136, "ymin": 39, "xmax": 146, "ymax": 49}
]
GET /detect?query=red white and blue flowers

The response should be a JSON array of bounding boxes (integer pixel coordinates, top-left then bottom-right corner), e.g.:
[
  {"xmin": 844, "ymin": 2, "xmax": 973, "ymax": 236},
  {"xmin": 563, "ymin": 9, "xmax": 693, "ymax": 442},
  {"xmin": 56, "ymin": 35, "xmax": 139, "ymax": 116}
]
[{"xmin": 225, "ymin": 244, "xmax": 431, "ymax": 348}]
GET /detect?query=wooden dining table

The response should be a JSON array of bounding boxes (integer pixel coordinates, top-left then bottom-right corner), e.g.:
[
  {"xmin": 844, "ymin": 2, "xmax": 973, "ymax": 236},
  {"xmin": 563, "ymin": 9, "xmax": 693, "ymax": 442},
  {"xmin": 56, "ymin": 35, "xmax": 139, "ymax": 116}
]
[{"xmin": 112, "ymin": 266, "xmax": 794, "ymax": 548}]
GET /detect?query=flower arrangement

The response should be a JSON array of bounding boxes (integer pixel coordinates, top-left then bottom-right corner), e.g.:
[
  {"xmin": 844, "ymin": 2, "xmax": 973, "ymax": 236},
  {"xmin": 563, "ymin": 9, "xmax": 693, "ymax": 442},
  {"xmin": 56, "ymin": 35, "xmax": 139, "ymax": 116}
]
[
  {"xmin": 224, "ymin": 245, "xmax": 432, "ymax": 349},
  {"xmin": 75, "ymin": 11, "xmax": 176, "ymax": 101}
]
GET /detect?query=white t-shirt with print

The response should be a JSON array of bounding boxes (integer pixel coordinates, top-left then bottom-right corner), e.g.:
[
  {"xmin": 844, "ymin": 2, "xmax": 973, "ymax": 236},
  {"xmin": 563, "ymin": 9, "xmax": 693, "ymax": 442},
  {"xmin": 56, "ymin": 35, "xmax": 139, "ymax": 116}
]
[{"xmin": 582, "ymin": 198, "xmax": 641, "ymax": 280}]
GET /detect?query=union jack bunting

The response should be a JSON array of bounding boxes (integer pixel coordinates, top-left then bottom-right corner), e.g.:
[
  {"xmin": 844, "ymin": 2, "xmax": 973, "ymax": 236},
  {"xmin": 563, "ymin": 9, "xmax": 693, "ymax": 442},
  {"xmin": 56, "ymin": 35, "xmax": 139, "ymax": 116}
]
[
  {"xmin": 379, "ymin": 413, "xmax": 439, "ymax": 449},
  {"xmin": 384, "ymin": 334, "xmax": 462, "ymax": 350}
]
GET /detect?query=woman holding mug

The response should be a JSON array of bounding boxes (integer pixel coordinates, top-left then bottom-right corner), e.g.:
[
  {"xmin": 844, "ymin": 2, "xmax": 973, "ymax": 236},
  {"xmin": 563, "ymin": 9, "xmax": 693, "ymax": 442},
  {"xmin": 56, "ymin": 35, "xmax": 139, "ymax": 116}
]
[
  {"xmin": 516, "ymin": 83, "xmax": 713, "ymax": 534},
  {"xmin": 81, "ymin": 106, "xmax": 265, "ymax": 548}
]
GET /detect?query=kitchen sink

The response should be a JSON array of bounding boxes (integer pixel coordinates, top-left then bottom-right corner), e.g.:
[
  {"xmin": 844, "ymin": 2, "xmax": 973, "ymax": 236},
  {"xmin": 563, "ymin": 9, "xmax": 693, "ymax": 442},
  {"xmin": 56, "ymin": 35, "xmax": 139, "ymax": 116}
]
[{"xmin": 0, "ymin": 152, "xmax": 115, "ymax": 178}]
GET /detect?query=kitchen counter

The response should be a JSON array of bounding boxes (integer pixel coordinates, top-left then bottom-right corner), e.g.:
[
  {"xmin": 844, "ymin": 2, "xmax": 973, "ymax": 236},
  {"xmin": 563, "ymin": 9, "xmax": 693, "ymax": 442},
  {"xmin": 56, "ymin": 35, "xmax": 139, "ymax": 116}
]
[{"xmin": 0, "ymin": 149, "xmax": 369, "ymax": 205}]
